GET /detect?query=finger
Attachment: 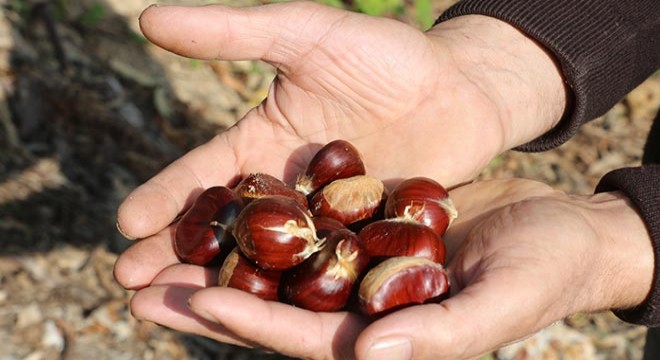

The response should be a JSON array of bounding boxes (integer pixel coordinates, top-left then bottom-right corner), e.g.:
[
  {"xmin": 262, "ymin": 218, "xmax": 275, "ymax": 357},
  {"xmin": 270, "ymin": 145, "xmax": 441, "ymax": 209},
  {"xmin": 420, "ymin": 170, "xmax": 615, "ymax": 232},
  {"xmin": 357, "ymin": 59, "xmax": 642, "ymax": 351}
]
[
  {"xmin": 355, "ymin": 276, "xmax": 557, "ymax": 360},
  {"xmin": 116, "ymin": 134, "xmax": 239, "ymax": 240},
  {"xmin": 139, "ymin": 2, "xmax": 347, "ymax": 67},
  {"xmin": 113, "ymin": 227, "xmax": 180, "ymax": 289},
  {"xmin": 189, "ymin": 287, "xmax": 368, "ymax": 359},
  {"xmin": 151, "ymin": 263, "xmax": 219, "ymax": 288},
  {"xmin": 130, "ymin": 285, "xmax": 254, "ymax": 348}
]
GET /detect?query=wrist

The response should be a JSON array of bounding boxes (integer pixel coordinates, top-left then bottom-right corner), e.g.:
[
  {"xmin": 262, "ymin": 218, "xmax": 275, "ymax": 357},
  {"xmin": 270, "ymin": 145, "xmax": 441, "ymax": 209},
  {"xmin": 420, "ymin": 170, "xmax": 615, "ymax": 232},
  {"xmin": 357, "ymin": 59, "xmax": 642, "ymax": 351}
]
[
  {"xmin": 427, "ymin": 15, "xmax": 568, "ymax": 151},
  {"xmin": 580, "ymin": 191, "xmax": 654, "ymax": 311}
]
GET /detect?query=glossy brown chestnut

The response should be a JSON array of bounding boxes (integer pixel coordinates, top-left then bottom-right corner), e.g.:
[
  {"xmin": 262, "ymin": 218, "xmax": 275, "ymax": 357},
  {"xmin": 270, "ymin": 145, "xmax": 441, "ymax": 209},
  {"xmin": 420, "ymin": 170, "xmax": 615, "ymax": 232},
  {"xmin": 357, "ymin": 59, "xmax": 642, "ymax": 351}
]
[
  {"xmin": 295, "ymin": 139, "xmax": 366, "ymax": 196},
  {"xmin": 359, "ymin": 219, "xmax": 446, "ymax": 264},
  {"xmin": 282, "ymin": 229, "xmax": 369, "ymax": 312},
  {"xmin": 232, "ymin": 195, "xmax": 325, "ymax": 271},
  {"xmin": 234, "ymin": 173, "xmax": 308, "ymax": 209},
  {"xmin": 174, "ymin": 186, "xmax": 244, "ymax": 265},
  {"xmin": 310, "ymin": 175, "xmax": 386, "ymax": 225},
  {"xmin": 358, "ymin": 256, "xmax": 450, "ymax": 317},
  {"xmin": 384, "ymin": 177, "xmax": 458, "ymax": 235},
  {"xmin": 219, "ymin": 248, "xmax": 282, "ymax": 301},
  {"xmin": 312, "ymin": 216, "xmax": 347, "ymax": 239}
]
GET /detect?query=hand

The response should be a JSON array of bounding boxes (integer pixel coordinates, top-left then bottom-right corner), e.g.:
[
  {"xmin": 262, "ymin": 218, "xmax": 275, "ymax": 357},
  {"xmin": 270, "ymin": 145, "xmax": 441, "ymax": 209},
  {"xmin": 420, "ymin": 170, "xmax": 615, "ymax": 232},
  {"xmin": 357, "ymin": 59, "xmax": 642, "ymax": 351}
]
[
  {"xmin": 115, "ymin": 1, "xmax": 567, "ymax": 252},
  {"xmin": 354, "ymin": 178, "xmax": 653, "ymax": 359},
  {"xmin": 124, "ymin": 178, "xmax": 653, "ymax": 359},
  {"xmin": 114, "ymin": 2, "xmax": 571, "ymax": 358}
]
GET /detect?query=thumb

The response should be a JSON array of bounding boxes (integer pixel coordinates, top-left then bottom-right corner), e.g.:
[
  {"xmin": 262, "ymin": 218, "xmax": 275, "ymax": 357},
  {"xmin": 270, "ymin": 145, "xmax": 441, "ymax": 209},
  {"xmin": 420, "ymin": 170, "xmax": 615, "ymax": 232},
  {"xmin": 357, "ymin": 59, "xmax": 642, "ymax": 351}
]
[
  {"xmin": 354, "ymin": 275, "xmax": 558, "ymax": 360},
  {"xmin": 139, "ymin": 2, "xmax": 346, "ymax": 67}
]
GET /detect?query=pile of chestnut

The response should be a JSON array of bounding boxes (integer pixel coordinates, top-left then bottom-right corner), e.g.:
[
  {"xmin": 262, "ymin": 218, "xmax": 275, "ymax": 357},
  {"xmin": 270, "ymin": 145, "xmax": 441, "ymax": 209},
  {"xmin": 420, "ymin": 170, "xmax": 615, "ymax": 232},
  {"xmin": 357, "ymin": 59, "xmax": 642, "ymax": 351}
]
[{"xmin": 174, "ymin": 140, "xmax": 457, "ymax": 317}]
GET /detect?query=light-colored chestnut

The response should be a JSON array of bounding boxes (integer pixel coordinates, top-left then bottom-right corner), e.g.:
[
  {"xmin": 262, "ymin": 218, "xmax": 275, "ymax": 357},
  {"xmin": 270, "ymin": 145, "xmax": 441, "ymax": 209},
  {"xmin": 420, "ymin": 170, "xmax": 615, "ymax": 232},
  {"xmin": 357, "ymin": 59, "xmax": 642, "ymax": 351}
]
[
  {"xmin": 295, "ymin": 140, "xmax": 366, "ymax": 196},
  {"xmin": 359, "ymin": 219, "xmax": 446, "ymax": 264},
  {"xmin": 174, "ymin": 186, "xmax": 244, "ymax": 265},
  {"xmin": 310, "ymin": 175, "xmax": 386, "ymax": 225},
  {"xmin": 358, "ymin": 256, "xmax": 450, "ymax": 316},
  {"xmin": 232, "ymin": 195, "xmax": 325, "ymax": 271},
  {"xmin": 219, "ymin": 248, "xmax": 282, "ymax": 301},
  {"xmin": 234, "ymin": 172, "xmax": 308, "ymax": 209},
  {"xmin": 385, "ymin": 177, "xmax": 457, "ymax": 235},
  {"xmin": 282, "ymin": 229, "xmax": 369, "ymax": 311}
]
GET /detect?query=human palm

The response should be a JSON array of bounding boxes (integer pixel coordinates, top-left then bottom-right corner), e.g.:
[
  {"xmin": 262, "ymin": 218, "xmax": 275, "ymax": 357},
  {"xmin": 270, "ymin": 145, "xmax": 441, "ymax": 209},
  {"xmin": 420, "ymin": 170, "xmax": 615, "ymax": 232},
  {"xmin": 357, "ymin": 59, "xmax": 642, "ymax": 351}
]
[{"xmin": 117, "ymin": 2, "xmax": 507, "ymax": 241}]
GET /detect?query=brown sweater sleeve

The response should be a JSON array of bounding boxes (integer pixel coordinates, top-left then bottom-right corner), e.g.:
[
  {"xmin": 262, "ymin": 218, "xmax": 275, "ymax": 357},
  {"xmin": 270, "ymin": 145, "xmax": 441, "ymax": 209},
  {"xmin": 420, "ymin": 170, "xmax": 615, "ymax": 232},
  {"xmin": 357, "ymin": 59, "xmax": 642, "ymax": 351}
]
[{"xmin": 437, "ymin": 1, "xmax": 660, "ymax": 326}]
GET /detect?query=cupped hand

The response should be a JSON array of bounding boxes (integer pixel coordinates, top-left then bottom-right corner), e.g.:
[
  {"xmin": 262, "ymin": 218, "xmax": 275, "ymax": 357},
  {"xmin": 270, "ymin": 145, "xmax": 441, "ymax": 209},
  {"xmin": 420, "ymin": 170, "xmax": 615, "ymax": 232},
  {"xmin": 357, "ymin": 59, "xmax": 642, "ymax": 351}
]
[
  {"xmin": 124, "ymin": 178, "xmax": 653, "ymax": 359},
  {"xmin": 115, "ymin": 1, "xmax": 567, "ymax": 247},
  {"xmin": 354, "ymin": 178, "xmax": 652, "ymax": 359}
]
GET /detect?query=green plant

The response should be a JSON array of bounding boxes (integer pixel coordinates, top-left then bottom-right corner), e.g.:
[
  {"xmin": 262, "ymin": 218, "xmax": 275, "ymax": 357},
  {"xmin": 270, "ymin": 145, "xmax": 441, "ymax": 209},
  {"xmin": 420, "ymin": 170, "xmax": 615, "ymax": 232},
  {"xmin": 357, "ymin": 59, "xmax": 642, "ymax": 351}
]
[
  {"xmin": 129, "ymin": 31, "xmax": 149, "ymax": 45},
  {"xmin": 271, "ymin": 1, "xmax": 435, "ymax": 29},
  {"xmin": 353, "ymin": 0, "xmax": 403, "ymax": 16},
  {"xmin": 317, "ymin": 0, "xmax": 345, "ymax": 9},
  {"xmin": 80, "ymin": 3, "xmax": 106, "ymax": 27},
  {"xmin": 414, "ymin": 0, "xmax": 434, "ymax": 30}
]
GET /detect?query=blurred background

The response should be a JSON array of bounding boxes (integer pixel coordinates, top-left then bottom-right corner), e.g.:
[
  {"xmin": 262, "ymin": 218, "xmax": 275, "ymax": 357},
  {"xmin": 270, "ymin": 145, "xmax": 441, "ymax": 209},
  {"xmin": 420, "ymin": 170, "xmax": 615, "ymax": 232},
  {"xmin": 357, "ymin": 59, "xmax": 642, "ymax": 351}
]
[{"xmin": 0, "ymin": 0, "xmax": 657, "ymax": 359}]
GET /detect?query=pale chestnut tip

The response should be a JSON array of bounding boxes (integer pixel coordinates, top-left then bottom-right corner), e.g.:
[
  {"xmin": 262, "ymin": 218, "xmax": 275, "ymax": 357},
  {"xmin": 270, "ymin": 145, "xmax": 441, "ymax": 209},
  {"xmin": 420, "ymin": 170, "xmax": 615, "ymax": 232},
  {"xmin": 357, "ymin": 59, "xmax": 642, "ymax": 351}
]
[
  {"xmin": 310, "ymin": 175, "xmax": 385, "ymax": 225},
  {"xmin": 439, "ymin": 197, "xmax": 458, "ymax": 226},
  {"xmin": 294, "ymin": 175, "xmax": 314, "ymax": 196}
]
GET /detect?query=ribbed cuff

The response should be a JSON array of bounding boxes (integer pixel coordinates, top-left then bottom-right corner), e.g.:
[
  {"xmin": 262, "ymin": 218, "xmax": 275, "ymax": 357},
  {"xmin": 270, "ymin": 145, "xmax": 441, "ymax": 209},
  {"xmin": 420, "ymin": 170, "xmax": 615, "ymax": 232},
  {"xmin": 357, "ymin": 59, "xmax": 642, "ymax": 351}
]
[
  {"xmin": 595, "ymin": 165, "xmax": 660, "ymax": 326},
  {"xmin": 437, "ymin": 0, "xmax": 660, "ymax": 151}
]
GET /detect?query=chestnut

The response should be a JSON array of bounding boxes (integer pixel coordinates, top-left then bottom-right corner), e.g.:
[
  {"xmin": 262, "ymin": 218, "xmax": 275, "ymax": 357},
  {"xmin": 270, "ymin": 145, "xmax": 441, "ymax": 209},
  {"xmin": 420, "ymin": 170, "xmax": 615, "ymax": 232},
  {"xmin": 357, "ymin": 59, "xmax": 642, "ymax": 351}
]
[
  {"xmin": 295, "ymin": 139, "xmax": 366, "ymax": 195},
  {"xmin": 310, "ymin": 175, "xmax": 386, "ymax": 225},
  {"xmin": 232, "ymin": 195, "xmax": 325, "ymax": 271},
  {"xmin": 312, "ymin": 216, "xmax": 347, "ymax": 239},
  {"xmin": 282, "ymin": 229, "xmax": 369, "ymax": 312},
  {"xmin": 358, "ymin": 256, "xmax": 450, "ymax": 317},
  {"xmin": 234, "ymin": 172, "xmax": 308, "ymax": 209},
  {"xmin": 385, "ymin": 177, "xmax": 457, "ymax": 235},
  {"xmin": 219, "ymin": 248, "xmax": 282, "ymax": 301},
  {"xmin": 174, "ymin": 186, "xmax": 244, "ymax": 265},
  {"xmin": 358, "ymin": 219, "xmax": 446, "ymax": 264}
]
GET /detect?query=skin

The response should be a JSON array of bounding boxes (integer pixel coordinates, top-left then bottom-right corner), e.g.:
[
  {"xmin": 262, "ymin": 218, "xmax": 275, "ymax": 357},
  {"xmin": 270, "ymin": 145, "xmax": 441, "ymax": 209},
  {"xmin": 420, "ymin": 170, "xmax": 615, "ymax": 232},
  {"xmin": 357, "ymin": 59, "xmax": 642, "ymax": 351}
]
[{"xmin": 114, "ymin": 2, "xmax": 654, "ymax": 359}]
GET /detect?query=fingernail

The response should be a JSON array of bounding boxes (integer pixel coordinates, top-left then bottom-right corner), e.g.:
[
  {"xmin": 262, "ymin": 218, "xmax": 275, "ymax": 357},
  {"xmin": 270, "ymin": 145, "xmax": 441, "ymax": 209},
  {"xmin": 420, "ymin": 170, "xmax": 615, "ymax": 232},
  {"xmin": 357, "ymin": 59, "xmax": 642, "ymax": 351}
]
[
  {"xmin": 194, "ymin": 309, "xmax": 217, "ymax": 323},
  {"xmin": 187, "ymin": 298, "xmax": 216, "ymax": 323},
  {"xmin": 115, "ymin": 221, "xmax": 138, "ymax": 241},
  {"xmin": 366, "ymin": 337, "xmax": 412, "ymax": 360}
]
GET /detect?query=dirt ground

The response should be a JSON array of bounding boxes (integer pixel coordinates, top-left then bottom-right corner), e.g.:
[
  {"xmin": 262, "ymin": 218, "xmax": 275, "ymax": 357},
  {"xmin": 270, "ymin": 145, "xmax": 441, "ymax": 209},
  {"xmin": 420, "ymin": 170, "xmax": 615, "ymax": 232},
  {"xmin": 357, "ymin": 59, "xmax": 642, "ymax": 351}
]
[{"xmin": 0, "ymin": 1, "xmax": 658, "ymax": 359}]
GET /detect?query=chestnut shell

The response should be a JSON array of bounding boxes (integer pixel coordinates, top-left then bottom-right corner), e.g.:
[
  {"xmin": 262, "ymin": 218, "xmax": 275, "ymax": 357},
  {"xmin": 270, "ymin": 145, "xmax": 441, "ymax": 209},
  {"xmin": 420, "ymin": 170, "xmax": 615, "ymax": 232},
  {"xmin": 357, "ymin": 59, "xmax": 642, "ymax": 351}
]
[
  {"xmin": 359, "ymin": 219, "xmax": 446, "ymax": 264},
  {"xmin": 312, "ymin": 216, "xmax": 347, "ymax": 239},
  {"xmin": 385, "ymin": 177, "xmax": 457, "ymax": 235},
  {"xmin": 174, "ymin": 186, "xmax": 244, "ymax": 265},
  {"xmin": 295, "ymin": 140, "xmax": 366, "ymax": 195},
  {"xmin": 282, "ymin": 229, "xmax": 369, "ymax": 312},
  {"xmin": 219, "ymin": 248, "xmax": 282, "ymax": 301},
  {"xmin": 234, "ymin": 173, "xmax": 308, "ymax": 210},
  {"xmin": 232, "ymin": 195, "xmax": 324, "ymax": 271},
  {"xmin": 358, "ymin": 256, "xmax": 450, "ymax": 316}
]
